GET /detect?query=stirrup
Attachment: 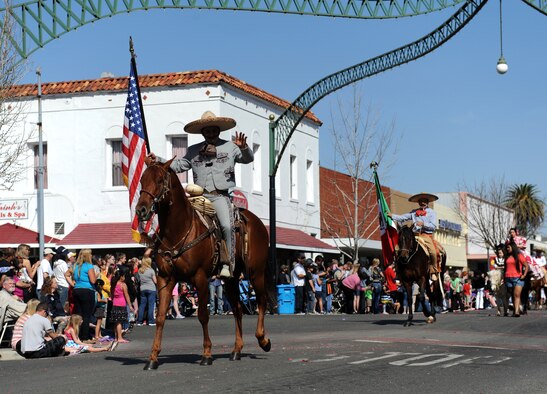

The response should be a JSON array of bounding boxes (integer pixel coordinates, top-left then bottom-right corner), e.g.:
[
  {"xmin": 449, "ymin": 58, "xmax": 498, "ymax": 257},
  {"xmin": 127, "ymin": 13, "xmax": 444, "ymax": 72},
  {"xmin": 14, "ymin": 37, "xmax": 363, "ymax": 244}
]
[{"xmin": 219, "ymin": 264, "xmax": 232, "ymax": 279}]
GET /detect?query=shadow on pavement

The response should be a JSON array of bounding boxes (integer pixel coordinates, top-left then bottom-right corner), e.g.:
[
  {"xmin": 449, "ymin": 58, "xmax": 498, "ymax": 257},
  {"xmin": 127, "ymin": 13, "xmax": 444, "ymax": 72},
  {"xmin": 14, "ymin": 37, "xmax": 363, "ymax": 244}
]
[{"xmin": 105, "ymin": 352, "xmax": 266, "ymax": 366}]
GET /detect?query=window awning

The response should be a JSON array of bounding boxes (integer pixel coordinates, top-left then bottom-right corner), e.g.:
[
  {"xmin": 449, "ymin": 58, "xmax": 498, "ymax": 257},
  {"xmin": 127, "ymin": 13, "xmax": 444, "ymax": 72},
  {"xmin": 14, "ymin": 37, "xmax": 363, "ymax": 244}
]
[
  {"xmin": 0, "ymin": 223, "xmax": 60, "ymax": 248},
  {"xmin": 60, "ymin": 222, "xmax": 337, "ymax": 253}
]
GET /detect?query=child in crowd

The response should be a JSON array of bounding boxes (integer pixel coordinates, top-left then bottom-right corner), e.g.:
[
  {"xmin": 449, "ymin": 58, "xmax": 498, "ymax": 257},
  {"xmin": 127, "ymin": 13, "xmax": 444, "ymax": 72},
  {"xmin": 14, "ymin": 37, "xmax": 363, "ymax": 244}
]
[
  {"xmin": 109, "ymin": 269, "xmax": 134, "ymax": 349},
  {"xmin": 64, "ymin": 314, "xmax": 113, "ymax": 353},
  {"xmin": 181, "ymin": 282, "xmax": 198, "ymax": 309},
  {"xmin": 463, "ymin": 279, "xmax": 472, "ymax": 310},
  {"xmin": 93, "ymin": 279, "xmax": 108, "ymax": 340},
  {"xmin": 364, "ymin": 286, "xmax": 373, "ymax": 314}
]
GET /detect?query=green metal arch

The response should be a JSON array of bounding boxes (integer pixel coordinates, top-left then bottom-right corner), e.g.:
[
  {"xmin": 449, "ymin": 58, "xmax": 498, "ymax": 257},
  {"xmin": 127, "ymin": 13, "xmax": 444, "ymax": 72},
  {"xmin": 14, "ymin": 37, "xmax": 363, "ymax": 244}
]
[
  {"xmin": 522, "ymin": 0, "xmax": 547, "ymax": 16},
  {"xmin": 2, "ymin": 0, "xmax": 469, "ymax": 60},
  {"xmin": 271, "ymin": 0, "xmax": 488, "ymax": 175}
]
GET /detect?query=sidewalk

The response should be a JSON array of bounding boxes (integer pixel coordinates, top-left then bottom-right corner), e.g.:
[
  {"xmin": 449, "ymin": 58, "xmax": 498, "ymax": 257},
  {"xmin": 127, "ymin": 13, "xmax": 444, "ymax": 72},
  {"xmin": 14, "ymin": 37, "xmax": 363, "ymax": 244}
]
[{"xmin": 0, "ymin": 348, "xmax": 25, "ymax": 361}]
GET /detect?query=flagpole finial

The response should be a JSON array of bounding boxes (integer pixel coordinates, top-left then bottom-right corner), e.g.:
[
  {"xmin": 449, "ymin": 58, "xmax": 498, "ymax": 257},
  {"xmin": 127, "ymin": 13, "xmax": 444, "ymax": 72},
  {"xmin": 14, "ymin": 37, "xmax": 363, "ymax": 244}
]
[
  {"xmin": 370, "ymin": 161, "xmax": 378, "ymax": 170},
  {"xmin": 129, "ymin": 36, "xmax": 136, "ymax": 59}
]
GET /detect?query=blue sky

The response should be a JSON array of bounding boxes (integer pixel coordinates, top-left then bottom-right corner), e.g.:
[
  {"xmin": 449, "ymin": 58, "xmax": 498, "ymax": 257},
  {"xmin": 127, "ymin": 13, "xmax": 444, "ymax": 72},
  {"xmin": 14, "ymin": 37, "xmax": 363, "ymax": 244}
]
[{"xmin": 20, "ymin": 2, "xmax": 547, "ymax": 231}]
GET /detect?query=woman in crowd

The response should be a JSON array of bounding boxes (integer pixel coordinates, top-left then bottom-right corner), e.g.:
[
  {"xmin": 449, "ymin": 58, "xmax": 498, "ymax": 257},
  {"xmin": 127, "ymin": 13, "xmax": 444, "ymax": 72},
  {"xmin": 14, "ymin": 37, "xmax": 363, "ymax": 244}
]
[
  {"xmin": 15, "ymin": 244, "xmax": 39, "ymax": 301},
  {"xmin": 504, "ymin": 241, "xmax": 529, "ymax": 317},
  {"xmin": 350, "ymin": 262, "xmax": 361, "ymax": 314},
  {"xmin": 137, "ymin": 257, "xmax": 157, "ymax": 326},
  {"xmin": 370, "ymin": 258, "xmax": 384, "ymax": 314},
  {"xmin": 11, "ymin": 298, "xmax": 40, "ymax": 356},
  {"xmin": 65, "ymin": 248, "xmax": 96, "ymax": 341},
  {"xmin": 40, "ymin": 277, "xmax": 69, "ymax": 333}
]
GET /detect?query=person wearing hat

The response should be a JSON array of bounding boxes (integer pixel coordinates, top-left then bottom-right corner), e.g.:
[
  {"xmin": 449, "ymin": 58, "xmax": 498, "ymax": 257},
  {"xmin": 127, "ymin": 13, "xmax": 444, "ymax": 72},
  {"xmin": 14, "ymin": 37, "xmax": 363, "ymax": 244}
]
[
  {"xmin": 389, "ymin": 193, "xmax": 442, "ymax": 281},
  {"xmin": 147, "ymin": 111, "xmax": 253, "ymax": 279},
  {"xmin": 36, "ymin": 248, "xmax": 55, "ymax": 298},
  {"xmin": 53, "ymin": 247, "xmax": 74, "ymax": 307}
]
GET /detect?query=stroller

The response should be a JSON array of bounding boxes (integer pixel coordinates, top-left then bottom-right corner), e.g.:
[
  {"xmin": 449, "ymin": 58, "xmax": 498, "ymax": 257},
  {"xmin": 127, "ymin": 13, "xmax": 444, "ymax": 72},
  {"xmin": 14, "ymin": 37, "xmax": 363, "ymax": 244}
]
[
  {"xmin": 239, "ymin": 280, "xmax": 257, "ymax": 315},
  {"xmin": 331, "ymin": 282, "xmax": 346, "ymax": 314}
]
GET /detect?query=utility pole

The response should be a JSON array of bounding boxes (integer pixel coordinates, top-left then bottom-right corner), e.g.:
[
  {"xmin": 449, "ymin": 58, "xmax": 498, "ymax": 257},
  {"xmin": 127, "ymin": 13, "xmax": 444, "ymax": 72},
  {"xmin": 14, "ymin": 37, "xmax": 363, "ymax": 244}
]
[{"xmin": 36, "ymin": 68, "xmax": 44, "ymax": 257}]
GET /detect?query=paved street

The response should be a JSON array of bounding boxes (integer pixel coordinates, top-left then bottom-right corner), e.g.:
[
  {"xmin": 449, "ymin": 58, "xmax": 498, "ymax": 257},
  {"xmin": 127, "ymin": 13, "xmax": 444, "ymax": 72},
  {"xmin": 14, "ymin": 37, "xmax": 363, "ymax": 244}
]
[{"xmin": 1, "ymin": 310, "xmax": 546, "ymax": 393}]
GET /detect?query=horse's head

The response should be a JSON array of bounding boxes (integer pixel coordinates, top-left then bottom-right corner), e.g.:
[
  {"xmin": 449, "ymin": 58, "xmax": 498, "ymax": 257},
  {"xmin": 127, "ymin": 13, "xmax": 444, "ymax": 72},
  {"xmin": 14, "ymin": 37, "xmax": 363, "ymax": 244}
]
[
  {"xmin": 135, "ymin": 158, "xmax": 175, "ymax": 222},
  {"xmin": 397, "ymin": 225, "xmax": 416, "ymax": 264}
]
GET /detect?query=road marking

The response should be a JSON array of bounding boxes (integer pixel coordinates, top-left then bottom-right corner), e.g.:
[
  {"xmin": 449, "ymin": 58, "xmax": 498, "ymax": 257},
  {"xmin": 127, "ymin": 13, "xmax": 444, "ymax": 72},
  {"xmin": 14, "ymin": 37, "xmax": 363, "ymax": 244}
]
[
  {"xmin": 348, "ymin": 352, "xmax": 420, "ymax": 365},
  {"xmin": 485, "ymin": 356, "xmax": 512, "ymax": 364},
  {"xmin": 354, "ymin": 339, "xmax": 390, "ymax": 344},
  {"xmin": 390, "ymin": 353, "xmax": 464, "ymax": 366},
  {"xmin": 439, "ymin": 344, "xmax": 509, "ymax": 350},
  {"xmin": 311, "ymin": 356, "xmax": 351, "ymax": 363},
  {"xmin": 441, "ymin": 356, "xmax": 490, "ymax": 368}
]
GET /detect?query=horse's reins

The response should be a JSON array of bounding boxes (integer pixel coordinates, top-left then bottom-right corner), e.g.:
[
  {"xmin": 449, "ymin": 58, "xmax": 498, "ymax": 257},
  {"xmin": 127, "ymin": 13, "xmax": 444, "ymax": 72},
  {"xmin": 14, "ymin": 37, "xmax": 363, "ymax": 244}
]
[
  {"xmin": 140, "ymin": 163, "xmax": 216, "ymax": 291},
  {"xmin": 398, "ymin": 234, "xmax": 419, "ymax": 264}
]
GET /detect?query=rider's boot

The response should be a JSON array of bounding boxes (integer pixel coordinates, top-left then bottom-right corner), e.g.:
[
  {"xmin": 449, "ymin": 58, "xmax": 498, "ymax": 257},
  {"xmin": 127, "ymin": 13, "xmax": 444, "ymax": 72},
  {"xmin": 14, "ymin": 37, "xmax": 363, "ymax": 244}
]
[{"xmin": 219, "ymin": 264, "xmax": 232, "ymax": 279}]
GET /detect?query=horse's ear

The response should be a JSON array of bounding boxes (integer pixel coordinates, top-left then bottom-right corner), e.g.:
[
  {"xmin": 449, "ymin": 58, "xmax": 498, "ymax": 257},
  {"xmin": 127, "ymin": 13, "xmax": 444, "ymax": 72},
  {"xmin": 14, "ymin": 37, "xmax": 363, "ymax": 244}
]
[{"xmin": 163, "ymin": 157, "xmax": 176, "ymax": 170}]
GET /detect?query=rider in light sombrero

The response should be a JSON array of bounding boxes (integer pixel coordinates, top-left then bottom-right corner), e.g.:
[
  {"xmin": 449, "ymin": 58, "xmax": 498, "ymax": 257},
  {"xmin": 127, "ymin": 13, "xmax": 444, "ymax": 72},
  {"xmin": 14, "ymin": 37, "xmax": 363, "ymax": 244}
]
[
  {"xmin": 147, "ymin": 111, "xmax": 253, "ymax": 279},
  {"xmin": 389, "ymin": 192, "xmax": 443, "ymax": 281}
]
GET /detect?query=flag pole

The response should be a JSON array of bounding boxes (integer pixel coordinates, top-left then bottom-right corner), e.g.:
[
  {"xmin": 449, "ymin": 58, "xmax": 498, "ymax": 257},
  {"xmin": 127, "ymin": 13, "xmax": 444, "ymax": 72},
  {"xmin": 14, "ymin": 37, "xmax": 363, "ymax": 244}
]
[{"xmin": 129, "ymin": 37, "xmax": 151, "ymax": 153}]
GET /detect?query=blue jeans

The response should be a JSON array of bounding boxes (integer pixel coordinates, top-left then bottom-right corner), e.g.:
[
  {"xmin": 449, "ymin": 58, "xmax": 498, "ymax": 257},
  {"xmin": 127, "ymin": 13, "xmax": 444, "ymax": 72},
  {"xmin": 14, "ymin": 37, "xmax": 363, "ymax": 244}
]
[
  {"xmin": 325, "ymin": 294, "xmax": 333, "ymax": 313},
  {"xmin": 209, "ymin": 282, "xmax": 223, "ymax": 314},
  {"xmin": 57, "ymin": 286, "xmax": 69, "ymax": 308},
  {"xmin": 372, "ymin": 282, "xmax": 382, "ymax": 314},
  {"xmin": 138, "ymin": 290, "xmax": 157, "ymax": 324}
]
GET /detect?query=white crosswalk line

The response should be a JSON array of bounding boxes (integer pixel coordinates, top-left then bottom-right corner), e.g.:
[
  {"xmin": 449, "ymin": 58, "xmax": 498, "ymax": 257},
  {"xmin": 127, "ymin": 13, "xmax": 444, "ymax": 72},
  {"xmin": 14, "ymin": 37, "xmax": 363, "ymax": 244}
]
[
  {"xmin": 311, "ymin": 356, "xmax": 351, "ymax": 363},
  {"xmin": 390, "ymin": 353, "xmax": 464, "ymax": 366}
]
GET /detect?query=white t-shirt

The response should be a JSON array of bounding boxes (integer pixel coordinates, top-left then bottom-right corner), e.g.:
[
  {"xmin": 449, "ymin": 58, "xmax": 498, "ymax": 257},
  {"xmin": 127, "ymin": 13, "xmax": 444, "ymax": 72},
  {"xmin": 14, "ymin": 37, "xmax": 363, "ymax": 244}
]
[
  {"xmin": 53, "ymin": 259, "xmax": 69, "ymax": 288},
  {"xmin": 36, "ymin": 258, "xmax": 53, "ymax": 290},
  {"xmin": 21, "ymin": 313, "xmax": 52, "ymax": 353},
  {"xmin": 291, "ymin": 263, "xmax": 305, "ymax": 287},
  {"xmin": 534, "ymin": 255, "xmax": 546, "ymax": 268}
]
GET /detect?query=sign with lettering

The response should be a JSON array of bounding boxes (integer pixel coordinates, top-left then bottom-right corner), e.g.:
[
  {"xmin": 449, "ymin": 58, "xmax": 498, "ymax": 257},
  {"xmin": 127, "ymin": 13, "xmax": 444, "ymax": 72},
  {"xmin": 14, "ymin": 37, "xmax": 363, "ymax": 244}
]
[
  {"xmin": 231, "ymin": 190, "xmax": 248, "ymax": 210},
  {"xmin": 438, "ymin": 219, "xmax": 462, "ymax": 233},
  {"xmin": 0, "ymin": 199, "xmax": 29, "ymax": 220}
]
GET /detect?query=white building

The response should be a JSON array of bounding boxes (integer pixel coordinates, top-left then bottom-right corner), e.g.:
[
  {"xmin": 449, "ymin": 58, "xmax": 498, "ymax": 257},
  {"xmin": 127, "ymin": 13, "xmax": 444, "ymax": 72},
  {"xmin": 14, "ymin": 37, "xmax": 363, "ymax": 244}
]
[{"xmin": 1, "ymin": 70, "xmax": 335, "ymax": 256}]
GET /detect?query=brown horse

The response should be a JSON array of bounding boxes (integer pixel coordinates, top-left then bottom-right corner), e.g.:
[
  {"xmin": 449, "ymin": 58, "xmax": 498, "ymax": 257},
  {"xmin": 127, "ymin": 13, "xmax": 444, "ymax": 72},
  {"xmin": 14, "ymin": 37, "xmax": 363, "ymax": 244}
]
[
  {"xmin": 396, "ymin": 225, "xmax": 446, "ymax": 326},
  {"xmin": 135, "ymin": 159, "xmax": 272, "ymax": 369}
]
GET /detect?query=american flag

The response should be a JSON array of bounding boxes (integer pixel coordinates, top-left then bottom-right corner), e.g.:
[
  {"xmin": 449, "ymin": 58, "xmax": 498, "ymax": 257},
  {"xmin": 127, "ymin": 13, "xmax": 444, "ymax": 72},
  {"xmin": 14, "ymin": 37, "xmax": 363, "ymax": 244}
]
[{"xmin": 122, "ymin": 55, "xmax": 158, "ymax": 244}]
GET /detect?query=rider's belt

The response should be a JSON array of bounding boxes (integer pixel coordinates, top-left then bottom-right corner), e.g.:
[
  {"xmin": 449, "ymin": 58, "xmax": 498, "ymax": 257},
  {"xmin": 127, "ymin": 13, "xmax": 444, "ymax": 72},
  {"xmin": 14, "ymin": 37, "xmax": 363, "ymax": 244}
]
[{"xmin": 206, "ymin": 189, "xmax": 229, "ymax": 196}]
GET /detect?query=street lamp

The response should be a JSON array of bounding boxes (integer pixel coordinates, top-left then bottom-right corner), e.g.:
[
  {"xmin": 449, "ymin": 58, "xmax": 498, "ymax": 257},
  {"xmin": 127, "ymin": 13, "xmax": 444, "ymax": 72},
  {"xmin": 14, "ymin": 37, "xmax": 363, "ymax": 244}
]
[{"xmin": 496, "ymin": 0, "xmax": 508, "ymax": 74}]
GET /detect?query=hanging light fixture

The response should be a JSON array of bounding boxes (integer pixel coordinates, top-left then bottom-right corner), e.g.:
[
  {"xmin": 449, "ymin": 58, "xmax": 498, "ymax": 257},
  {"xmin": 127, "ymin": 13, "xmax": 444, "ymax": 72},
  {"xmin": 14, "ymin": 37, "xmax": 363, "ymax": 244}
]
[{"xmin": 496, "ymin": 0, "xmax": 508, "ymax": 74}]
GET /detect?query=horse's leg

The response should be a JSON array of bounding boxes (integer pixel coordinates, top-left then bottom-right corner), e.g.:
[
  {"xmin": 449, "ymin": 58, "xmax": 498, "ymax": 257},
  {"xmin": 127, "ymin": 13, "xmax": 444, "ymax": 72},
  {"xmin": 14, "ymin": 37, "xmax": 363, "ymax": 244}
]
[
  {"xmin": 250, "ymin": 267, "xmax": 271, "ymax": 352},
  {"xmin": 223, "ymin": 277, "xmax": 244, "ymax": 360},
  {"xmin": 403, "ymin": 282, "xmax": 413, "ymax": 327},
  {"xmin": 144, "ymin": 276, "xmax": 175, "ymax": 370},
  {"xmin": 195, "ymin": 272, "xmax": 213, "ymax": 365}
]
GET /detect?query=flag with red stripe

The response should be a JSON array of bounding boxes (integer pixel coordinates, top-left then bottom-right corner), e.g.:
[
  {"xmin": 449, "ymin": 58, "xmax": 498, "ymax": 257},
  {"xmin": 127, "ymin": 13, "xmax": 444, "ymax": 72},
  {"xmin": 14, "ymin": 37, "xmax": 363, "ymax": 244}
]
[
  {"xmin": 372, "ymin": 167, "xmax": 398, "ymax": 267},
  {"xmin": 122, "ymin": 51, "xmax": 158, "ymax": 244}
]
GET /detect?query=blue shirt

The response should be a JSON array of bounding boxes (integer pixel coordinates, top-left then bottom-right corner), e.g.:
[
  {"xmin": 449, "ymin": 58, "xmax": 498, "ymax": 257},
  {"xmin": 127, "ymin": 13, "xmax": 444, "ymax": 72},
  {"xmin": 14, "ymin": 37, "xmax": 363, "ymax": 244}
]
[
  {"xmin": 392, "ymin": 207, "xmax": 437, "ymax": 234},
  {"xmin": 73, "ymin": 262, "xmax": 95, "ymax": 290}
]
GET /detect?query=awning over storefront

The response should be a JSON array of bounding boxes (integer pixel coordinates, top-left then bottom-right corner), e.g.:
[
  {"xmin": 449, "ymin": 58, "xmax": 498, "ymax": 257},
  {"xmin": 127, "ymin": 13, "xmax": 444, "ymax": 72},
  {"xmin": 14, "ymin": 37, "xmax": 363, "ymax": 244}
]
[
  {"xmin": 266, "ymin": 225, "xmax": 337, "ymax": 254},
  {"xmin": 61, "ymin": 222, "xmax": 337, "ymax": 253},
  {"xmin": 60, "ymin": 222, "xmax": 139, "ymax": 249},
  {"xmin": 0, "ymin": 223, "xmax": 60, "ymax": 248}
]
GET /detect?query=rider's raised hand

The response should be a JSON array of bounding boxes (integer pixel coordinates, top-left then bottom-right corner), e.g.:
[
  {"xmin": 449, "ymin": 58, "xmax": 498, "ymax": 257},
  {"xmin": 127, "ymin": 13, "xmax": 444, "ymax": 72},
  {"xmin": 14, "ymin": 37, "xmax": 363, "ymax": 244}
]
[
  {"xmin": 234, "ymin": 131, "xmax": 248, "ymax": 149},
  {"xmin": 145, "ymin": 153, "xmax": 157, "ymax": 165}
]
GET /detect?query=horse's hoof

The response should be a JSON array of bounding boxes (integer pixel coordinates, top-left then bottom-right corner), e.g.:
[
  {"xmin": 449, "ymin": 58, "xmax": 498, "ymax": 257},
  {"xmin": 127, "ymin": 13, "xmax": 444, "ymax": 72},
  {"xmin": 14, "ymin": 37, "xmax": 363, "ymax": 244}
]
[
  {"xmin": 426, "ymin": 316, "xmax": 435, "ymax": 324},
  {"xmin": 260, "ymin": 339, "xmax": 271, "ymax": 352},
  {"xmin": 229, "ymin": 352, "xmax": 241, "ymax": 361},
  {"xmin": 144, "ymin": 360, "xmax": 160, "ymax": 370},
  {"xmin": 200, "ymin": 356, "xmax": 214, "ymax": 366},
  {"xmin": 403, "ymin": 321, "xmax": 413, "ymax": 327}
]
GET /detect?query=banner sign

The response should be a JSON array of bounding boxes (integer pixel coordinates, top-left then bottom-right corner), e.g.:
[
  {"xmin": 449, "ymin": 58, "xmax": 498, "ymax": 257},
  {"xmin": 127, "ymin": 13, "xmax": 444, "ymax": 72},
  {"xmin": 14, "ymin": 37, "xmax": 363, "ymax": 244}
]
[{"xmin": 0, "ymin": 199, "xmax": 29, "ymax": 220}]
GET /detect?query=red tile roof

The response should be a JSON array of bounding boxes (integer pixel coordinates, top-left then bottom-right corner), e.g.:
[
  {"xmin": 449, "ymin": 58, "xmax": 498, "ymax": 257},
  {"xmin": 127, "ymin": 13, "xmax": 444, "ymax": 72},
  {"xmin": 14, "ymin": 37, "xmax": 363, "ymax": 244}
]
[
  {"xmin": 60, "ymin": 223, "xmax": 136, "ymax": 248},
  {"xmin": 266, "ymin": 225, "xmax": 336, "ymax": 252},
  {"xmin": 61, "ymin": 222, "xmax": 336, "ymax": 252},
  {"xmin": 0, "ymin": 223, "xmax": 60, "ymax": 246},
  {"xmin": 8, "ymin": 70, "xmax": 321, "ymax": 124}
]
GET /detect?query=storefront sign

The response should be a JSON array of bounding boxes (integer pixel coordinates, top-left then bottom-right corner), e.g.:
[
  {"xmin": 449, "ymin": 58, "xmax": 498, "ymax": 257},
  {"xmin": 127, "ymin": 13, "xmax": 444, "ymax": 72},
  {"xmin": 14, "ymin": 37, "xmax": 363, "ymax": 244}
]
[
  {"xmin": 0, "ymin": 199, "xmax": 29, "ymax": 220},
  {"xmin": 438, "ymin": 219, "xmax": 462, "ymax": 233}
]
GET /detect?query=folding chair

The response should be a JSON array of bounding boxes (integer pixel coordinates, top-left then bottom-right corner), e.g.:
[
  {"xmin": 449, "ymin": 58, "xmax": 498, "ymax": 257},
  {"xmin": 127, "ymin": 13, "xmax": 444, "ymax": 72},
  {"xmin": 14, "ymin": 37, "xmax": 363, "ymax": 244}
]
[{"xmin": 0, "ymin": 306, "xmax": 16, "ymax": 347}]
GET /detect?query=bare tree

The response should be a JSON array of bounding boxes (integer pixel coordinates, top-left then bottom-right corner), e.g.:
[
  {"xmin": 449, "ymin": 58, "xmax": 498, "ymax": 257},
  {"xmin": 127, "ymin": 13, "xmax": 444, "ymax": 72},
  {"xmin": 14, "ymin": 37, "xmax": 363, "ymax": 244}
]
[
  {"xmin": 453, "ymin": 178, "xmax": 514, "ymax": 250},
  {"xmin": 322, "ymin": 84, "xmax": 398, "ymax": 262},
  {"xmin": 0, "ymin": 3, "xmax": 32, "ymax": 191}
]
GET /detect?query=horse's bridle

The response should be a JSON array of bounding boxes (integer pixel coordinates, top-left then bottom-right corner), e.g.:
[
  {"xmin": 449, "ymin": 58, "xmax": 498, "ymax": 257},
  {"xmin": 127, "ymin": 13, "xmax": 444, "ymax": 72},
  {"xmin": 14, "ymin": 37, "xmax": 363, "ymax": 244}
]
[
  {"xmin": 139, "ymin": 164, "xmax": 171, "ymax": 215},
  {"xmin": 398, "ymin": 230, "xmax": 419, "ymax": 264}
]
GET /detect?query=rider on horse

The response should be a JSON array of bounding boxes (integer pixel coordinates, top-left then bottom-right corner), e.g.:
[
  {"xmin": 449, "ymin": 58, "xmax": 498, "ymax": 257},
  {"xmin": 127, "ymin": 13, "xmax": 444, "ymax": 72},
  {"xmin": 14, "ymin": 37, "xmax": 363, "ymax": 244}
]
[
  {"xmin": 389, "ymin": 192, "xmax": 443, "ymax": 281},
  {"xmin": 147, "ymin": 111, "xmax": 253, "ymax": 279}
]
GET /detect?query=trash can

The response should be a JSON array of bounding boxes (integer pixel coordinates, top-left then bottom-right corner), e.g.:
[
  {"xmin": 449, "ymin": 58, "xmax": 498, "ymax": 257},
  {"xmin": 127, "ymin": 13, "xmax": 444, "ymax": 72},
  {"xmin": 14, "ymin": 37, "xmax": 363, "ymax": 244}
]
[{"xmin": 277, "ymin": 284, "xmax": 295, "ymax": 314}]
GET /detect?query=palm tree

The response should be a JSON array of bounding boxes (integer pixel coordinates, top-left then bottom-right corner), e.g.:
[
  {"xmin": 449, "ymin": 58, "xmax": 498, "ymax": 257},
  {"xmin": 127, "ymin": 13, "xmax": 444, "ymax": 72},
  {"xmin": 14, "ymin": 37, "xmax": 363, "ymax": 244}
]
[{"xmin": 505, "ymin": 183, "xmax": 545, "ymax": 237}]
